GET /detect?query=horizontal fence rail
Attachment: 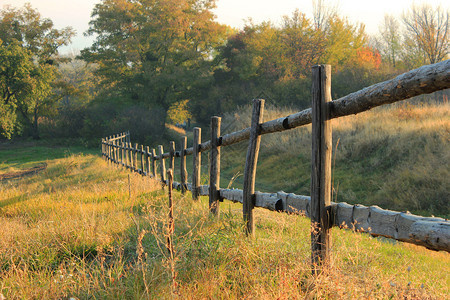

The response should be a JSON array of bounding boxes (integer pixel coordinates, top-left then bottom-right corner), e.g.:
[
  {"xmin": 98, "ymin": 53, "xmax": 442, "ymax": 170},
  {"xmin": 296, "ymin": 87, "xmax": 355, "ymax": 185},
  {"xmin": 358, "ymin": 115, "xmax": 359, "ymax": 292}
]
[{"xmin": 101, "ymin": 61, "xmax": 450, "ymax": 261}]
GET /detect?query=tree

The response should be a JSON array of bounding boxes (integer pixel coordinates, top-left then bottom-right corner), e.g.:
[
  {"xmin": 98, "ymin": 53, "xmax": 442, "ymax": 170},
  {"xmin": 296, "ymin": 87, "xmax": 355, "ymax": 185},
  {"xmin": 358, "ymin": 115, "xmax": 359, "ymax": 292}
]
[
  {"xmin": 0, "ymin": 4, "xmax": 74, "ymax": 139},
  {"xmin": 81, "ymin": 0, "xmax": 229, "ymax": 135},
  {"xmin": 377, "ymin": 14, "xmax": 402, "ymax": 68},
  {"xmin": 402, "ymin": 4, "xmax": 449, "ymax": 65}
]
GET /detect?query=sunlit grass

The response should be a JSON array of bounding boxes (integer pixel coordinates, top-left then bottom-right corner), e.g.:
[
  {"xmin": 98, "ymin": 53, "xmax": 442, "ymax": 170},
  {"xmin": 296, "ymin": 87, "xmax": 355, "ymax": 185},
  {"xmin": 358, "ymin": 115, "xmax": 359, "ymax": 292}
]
[{"xmin": 0, "ymin": 102, "xmax": 449, "ymax": 298}]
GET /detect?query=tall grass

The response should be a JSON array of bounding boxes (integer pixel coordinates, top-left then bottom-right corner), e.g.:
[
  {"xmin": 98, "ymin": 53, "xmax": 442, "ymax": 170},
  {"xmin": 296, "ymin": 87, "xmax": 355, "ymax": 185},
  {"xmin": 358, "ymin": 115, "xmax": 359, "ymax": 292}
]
[
  {"xmin": 220, "ymin": 101, "xmax": 450, "ymax": 217},
  {"xmin": 0, "ymin": 146, "xmax": 448, "ymax": 298}
]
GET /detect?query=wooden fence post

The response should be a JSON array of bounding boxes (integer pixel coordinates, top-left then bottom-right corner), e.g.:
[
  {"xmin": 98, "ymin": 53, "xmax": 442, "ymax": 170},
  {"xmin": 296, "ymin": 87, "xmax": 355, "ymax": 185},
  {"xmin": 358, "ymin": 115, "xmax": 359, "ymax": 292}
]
[
  {"xmin": 311, "ymin": 64, "xmax": 333, "ymax": 273},
  {"xmin": 192, "ymin": 128, "xmax": 201, "ymax": 200},
  {"xmin": 129, "ymin": 142, "xmax": 134, "ymax": 171},
  {"xmin": 108, "ymin": 136, "xmax": 112, "ymax": 164},
  {"xmin": 243, "ymin": 99, "xmax": 265, "ymax": 237},
  {"xmin": 121, "ymin": 141, "xmax": 125, "ymax": 167},
  {"xmin": 209, "ymin": 117, "xmax": 221, "ymax": 215},
  {"xmin": 140, "ymin": 145, "xmax": 145, "ymax": 175},
  {"xmin": 159, "ymin": 145, "xmax": 167, "ymax": 186},
  {"xmin": 180, "ymin": 136, "xmax": 188, "ymax": 194},
  {"xmin": 134, "ymin": 143, "xmax": 139, "ymax": 173},
  {"xmin": 169, "ymin": 141, "xmax": 175, "ymax": 176},
  {"xmin": 151, "ymin": 148, "xmax": 157, "ymax": 179},
  {"xmin": 101, "ymin": 139, "xmax": 105, "ymax": 159},
  {"xmin": 146, "ymin": 146, "xmax": 151, "ymax": 176},
  {"xmin": 113, "ymin": 135, "xmax": 117, "ymax": 165}
]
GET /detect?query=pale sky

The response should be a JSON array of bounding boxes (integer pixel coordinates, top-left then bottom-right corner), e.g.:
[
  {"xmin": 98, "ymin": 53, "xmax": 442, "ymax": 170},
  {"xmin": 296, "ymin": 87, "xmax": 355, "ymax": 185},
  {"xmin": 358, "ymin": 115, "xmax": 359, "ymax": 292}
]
[{"xmin": 0, "ymin": 0, "xmax": 448, "ymax": 54}]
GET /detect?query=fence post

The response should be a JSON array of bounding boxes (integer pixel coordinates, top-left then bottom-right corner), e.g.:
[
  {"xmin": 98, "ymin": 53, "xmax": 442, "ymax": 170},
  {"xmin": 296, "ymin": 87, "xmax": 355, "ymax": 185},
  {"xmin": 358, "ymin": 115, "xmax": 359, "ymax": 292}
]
[
  {"xmin": 311, "ymin": 64, "xmax": 332, "ymax": 273},
  {"xmin": 113, "ymin": 135, "xmax": 117, "ymax": 165},
  {"xmin": 146, "ymin": 146, "xmax": 151, "ymax": 176},
  {"xmin": 140, "ymin": 145, "xmax": 145, "ymax": 175},
  {"xmin": 101, "ymin": 138, "xmax": 105, "ymax": 159},
  {"xmin": 121, "ymin": 141, "xmax": 125, "ymax": 167},
  {"xmin": 243, "ymin": 99, "xmax": 265, "ymax": 237},
  {"xmin": 169, "ymin": 141, "xmax": 175, "ymax": 176},
  {"xmin": 180, "ymin": 136, "xmax": 188, "ymax": 194},
  {"xmin": 159, "ymin": 145, "xmax": 167, "ymax": 186},
  {"xmin": 151, "ymin": 148, "xmax": 157, "ymax": 179},
  {"xmin": 192, "ymin": 128, "xmax": 201, "ymax": 200},
  {"xmin": 133, "ymin": 143, "xmax": 138, "ymax": 173},
  {"xmin": 130, "ymin": 142, "xmax": 135, "ymax": 171},
  {"xmin": 209, "ymin": 117, "xmax": 221, "ymax": 216},
  {"xmin": 108, "ymin": 136, "xmax": 112, "ymax": 164}
]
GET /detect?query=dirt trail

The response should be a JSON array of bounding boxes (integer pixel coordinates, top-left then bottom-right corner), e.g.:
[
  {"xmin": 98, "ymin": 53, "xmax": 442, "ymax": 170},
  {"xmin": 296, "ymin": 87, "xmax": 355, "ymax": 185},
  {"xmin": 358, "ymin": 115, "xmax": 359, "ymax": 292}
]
[{"xmin": 0, "ymin": 163, "xmax": 47, "ymax": 181}]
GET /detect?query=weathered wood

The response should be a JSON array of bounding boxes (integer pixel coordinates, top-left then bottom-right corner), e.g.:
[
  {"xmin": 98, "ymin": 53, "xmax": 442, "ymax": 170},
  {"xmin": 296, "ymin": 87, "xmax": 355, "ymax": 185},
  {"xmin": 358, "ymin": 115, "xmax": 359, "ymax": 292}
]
[
  {"xmin": 243, "ymin": 99, "xmax": 264, "ymax": 236},
  {"xmin": 151, "ymin": 148, "xmax": 157, "ymax": 179},
  {"xmin": 158, "ymin": 145, "xmax": 166, "ymax": 186},
  {"xmin": 121, "ymin": 141, "xmax": 125, "ymax": 166},
  {"xmin": 180, "ymin": 136, "xmax": 188, "ymax": 194},
  {"xmin": 145, "ymin": 146, "xmax": 150, "ymax": 176},
  {"xmin": 129, "ymin": 142, "xmax": 134, "ymax": 170},
  {"xmin": 192, "ymin": 127, "xmax": 202, "ymax": 200},
  {"xmin": 134, "ymin": 143, "xmax": 139, "ymax": 173},
  {"xmin": 166, "ymin": 169, "xmax": 174, "ymax": 256},
  {"xmin": 332, "ymin": 203, "xmax": 450, "ymax": 252},
  {"xmin": 124, "ymin": 142, "xmax": 129, "ymax": 169},
  {"xmin": 311, "ymin": 65, "xmax": 332, "ymax": 270},
  {"xmin": 169, "ymin": 141, "xmax": 175, "ymax": 175},
  {"xmin": 140, "ymin": 145, "xmax": 145, "ymax": 175},
  {"xmin": 209, "ymin": 117, "xmax": 221, "ymax": 215}
]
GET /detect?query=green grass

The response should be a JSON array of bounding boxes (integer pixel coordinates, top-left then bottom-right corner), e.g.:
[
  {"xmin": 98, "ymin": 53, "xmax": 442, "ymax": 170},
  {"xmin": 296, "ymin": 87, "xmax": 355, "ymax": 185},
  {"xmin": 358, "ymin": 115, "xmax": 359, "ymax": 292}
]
[{"xmin": 0, "ymin": 142, "xmax": 449, "ymax": 299}]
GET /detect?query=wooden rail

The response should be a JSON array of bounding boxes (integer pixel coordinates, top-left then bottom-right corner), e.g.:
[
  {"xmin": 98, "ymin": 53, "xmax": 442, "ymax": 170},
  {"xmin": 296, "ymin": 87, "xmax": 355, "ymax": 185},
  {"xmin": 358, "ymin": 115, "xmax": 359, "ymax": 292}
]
[{"xmin": 101, "ymin": 61, "xmax": 450, "ymax": 265}]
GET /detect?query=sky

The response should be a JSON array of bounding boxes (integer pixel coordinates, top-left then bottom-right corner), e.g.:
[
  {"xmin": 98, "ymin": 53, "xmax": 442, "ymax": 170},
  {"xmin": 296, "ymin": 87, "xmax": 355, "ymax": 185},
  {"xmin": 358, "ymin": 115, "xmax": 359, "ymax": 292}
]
[{"xmin": 0, "ymin": 0, "xmax": 448, "ymax": 54}]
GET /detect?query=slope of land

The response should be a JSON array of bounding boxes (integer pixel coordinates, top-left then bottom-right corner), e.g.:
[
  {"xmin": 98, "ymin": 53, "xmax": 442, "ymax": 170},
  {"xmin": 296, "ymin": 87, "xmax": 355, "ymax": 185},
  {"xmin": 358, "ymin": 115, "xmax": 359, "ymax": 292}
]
[
  {"xmin": 219, "ymin": 101, "xmax": 450, "ymax": 218},
  {"xmin": 0, "ymin": 143, "xmax": 448, "ymax": 298}
]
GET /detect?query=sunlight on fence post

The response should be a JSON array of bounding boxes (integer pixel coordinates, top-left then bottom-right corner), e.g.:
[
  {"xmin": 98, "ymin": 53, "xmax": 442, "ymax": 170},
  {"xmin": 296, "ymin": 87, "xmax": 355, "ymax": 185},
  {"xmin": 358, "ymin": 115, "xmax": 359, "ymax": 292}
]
[
  {"xmin": 151, "ymin": 148, "xmax": 157, "ymax": 179},
  {"xmin": 145, "ymin": 146, "xmax": 151, "ymax": 176},
  {"xmin": 140, "ymin": 145, "xmax": 145, "ymax": 175},
  {"xmin": 243, "ymin": 99, "xmax": 265, "ymax": 237},
  {"xmin": 159, "ymin": 145, "xmax": 167, "ymax": 187},
  {"xmin": 134, "ymin": 143, "xmax": 139, "ymax": 173},
  {"xmin": 169, "ymin": 141, "xmax": 175, "ymax": 175},
  {"xmin": 209, "ymin": 117, "xmax": 221, "ymax": 215},
  {"xmin": 192, "ymin": 127, "xmax": 202, "ymax": 200},
  {"xmin": 311, "ymin": 64, "xmax": 333, "ymax": 273}
]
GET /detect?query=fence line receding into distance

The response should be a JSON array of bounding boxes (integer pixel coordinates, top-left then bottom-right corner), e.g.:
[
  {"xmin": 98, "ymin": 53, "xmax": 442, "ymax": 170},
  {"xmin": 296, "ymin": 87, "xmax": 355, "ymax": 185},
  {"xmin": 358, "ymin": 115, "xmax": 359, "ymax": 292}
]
[{"xmin": 101, "ymin": 61, "xmax": 450, "ymax": 270}]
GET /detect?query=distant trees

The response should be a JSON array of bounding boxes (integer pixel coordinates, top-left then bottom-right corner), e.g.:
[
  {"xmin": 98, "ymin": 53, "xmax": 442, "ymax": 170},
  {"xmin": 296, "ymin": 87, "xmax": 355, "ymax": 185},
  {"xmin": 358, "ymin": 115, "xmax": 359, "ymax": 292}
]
[
  {"xmin": 376, "ymin": 4, "xmax": 449, "ymax": 70},
  {"xmin": 403, "ymin": 4, "xmax": 449, "ymax": 65},
  {"xmin": 0, "ymin": 4, "xmax": 73, "ymax": 139}
]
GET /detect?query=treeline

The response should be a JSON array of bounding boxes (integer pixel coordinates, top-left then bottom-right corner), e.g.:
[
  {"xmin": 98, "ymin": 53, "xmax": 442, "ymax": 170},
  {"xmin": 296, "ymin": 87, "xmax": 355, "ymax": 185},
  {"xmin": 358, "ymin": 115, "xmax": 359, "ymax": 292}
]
[{"xmin": 0, "ymin": 1, "xmax": 448, "ymax": 145}]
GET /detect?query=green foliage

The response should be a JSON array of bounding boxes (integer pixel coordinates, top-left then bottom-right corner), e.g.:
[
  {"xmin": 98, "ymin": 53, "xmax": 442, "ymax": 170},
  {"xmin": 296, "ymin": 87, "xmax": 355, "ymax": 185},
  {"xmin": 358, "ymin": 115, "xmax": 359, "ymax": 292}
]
[
  {"xmin": 81, "ymin": 0, "xmax": 229, "ymax": 134},
  {"xmin": 0, "ymin": 4, "xmax": 74, "ymax": 139},
  {"xmin": 167, "ymin": 100, "xmax": 192, "ymax": 125}
]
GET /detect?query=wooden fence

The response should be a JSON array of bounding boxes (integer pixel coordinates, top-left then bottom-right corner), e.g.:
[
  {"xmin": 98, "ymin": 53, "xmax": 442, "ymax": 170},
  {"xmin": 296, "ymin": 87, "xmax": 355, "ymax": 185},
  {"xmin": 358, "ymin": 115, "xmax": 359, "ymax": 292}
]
[{"xmin": 102, "ymin": 61, "xmax": 450, "ymax": 268}]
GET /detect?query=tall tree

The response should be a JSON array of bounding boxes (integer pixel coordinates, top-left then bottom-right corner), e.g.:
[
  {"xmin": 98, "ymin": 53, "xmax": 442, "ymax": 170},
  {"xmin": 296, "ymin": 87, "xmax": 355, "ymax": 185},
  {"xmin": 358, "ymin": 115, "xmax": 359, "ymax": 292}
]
[
  {"xmin": 377, "ymin": 14, "xmax": 402, "ymax": 68},
  {"xmin": 402, "ymin": 4, "xmax": 449, "ymax": 65},
  {"xmin": 81, "ymin": 0, "xmax": 228, "ymax": 134},
  {"xmin": 0, "ymin": 4, "xmax": 73, "ymax": 139}
]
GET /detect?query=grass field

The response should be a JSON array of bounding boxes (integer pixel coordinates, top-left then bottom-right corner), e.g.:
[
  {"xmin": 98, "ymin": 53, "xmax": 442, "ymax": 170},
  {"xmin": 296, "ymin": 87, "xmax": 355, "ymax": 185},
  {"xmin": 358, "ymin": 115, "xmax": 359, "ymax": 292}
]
[{"xmin": 0, "ymin": 139, "xmax": 449, "ymax": 298}]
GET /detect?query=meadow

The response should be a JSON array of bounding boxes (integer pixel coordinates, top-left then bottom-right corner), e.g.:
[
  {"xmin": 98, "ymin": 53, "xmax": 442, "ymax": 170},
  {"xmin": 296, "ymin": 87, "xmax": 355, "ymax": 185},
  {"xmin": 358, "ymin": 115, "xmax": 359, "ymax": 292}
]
[{"xmin": 0, "ymin": 102, "xmax": 449, "ymax": 299}]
